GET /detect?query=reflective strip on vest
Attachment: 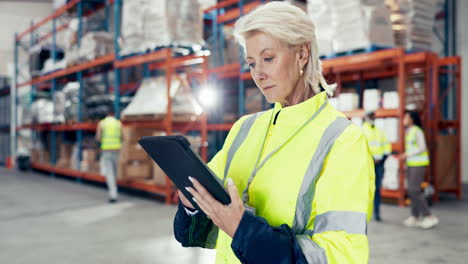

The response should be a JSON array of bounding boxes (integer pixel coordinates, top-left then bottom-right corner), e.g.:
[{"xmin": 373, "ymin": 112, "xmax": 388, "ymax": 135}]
[
  {"xmin": 313, "ymin": 211, "xmax": 367, "ymax": 235},
  {"xmin": 223, "ymin": 111, "xmax": 265, "ymax": 182},
  {"xmin": 405, "ymin": 126, "xmax": 429, "ymax": 167},
  {"xmin": 296, "ymin": 235, "xmax": 328, "ymax": 264},
  {"xmin": 101, "ymin": 117, "xmax": 122, "ymax": 150},
  {"xmin": 292, "ymin": 117, "xmax": 352, "ymax": 234}
]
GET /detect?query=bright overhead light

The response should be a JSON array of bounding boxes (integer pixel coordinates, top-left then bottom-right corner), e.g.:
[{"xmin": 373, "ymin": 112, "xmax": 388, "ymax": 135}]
[{"xmin": 198, "ymin": 86, "xmax": 217, "ymax": 109}]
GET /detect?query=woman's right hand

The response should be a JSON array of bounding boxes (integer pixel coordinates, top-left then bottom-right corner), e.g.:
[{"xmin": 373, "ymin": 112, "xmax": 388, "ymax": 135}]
[{"xmin": 178, "ymin": 190, "xmax": 195, "ymax": 209}]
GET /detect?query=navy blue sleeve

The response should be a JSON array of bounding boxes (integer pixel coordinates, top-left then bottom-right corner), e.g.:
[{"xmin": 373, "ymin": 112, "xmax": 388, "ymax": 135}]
[
  {"xmin": 173, "ymin": 201, "xmax": 218, "ymax": 249},
  {"xmin": 231, "ymin": 212, "xmax": 308, "ymax": 264}
]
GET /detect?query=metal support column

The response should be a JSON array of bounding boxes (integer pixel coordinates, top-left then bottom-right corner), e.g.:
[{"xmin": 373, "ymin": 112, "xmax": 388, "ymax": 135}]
[
  {"xmin": 114, "ymin": 0, "xmax": 122, "ymax": 117},
  {"xmin": 76, "ymin": 1, "xmax": 83, "ymax": 181},
  {"xmin": 50, "ymin": 17, "xmax": 58, "ymax": 172},
  {"xmin": 237, "ymin": 0, "xmax": 245, "ymax": 116},
  {"xmin": 11, "ymin": 34, "xmax": 18, "ymax": 167}
]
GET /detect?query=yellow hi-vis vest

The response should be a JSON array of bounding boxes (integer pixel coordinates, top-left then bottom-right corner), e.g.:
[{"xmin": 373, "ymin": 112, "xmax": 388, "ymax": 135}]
[
  {"xmin": 405, "ymin": 126, "xmax": 429, "ymax": 167},
  {"xmin": 100, "ymin": 116, "xmax": 122, "ymax": 150},
  {"xmin": 362, "ymin": 122, "xmax": 392, "ymax": 161},
  {"xmin": 207, "ymin": 92, "xmax": 375, "ymax": 264}
]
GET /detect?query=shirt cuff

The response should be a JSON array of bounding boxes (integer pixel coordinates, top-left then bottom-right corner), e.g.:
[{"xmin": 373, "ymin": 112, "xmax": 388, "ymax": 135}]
[{"xmin": 184, "ymin": 206, "xmax": 199, "ymax": 216}]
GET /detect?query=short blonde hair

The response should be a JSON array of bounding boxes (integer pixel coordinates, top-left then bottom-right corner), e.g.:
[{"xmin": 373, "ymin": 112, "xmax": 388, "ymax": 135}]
[{"xmin": 233, "ymin": 1, "xmax": 336, "ymax": 96}]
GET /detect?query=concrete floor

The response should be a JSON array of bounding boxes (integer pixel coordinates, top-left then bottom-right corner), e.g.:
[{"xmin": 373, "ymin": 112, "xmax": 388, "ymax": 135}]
[{"xmin": 1, "ymin": 167, "xmax": 467, "ymax": 264}]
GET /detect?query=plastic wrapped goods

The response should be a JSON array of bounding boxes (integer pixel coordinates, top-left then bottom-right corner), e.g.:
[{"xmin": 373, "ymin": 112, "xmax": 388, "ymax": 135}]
[
  {"xmin": 63, "ymin": 82, "xmax": 81, "ymax": 122},
  {"xmin": 79, "ymin": 32, "xmax": 114, "ymax": 61},
  {"xmin": 120, "ymin": 0, "xmax": 203, "ymax": 55},
  {"xmin": 383, "ymin": 155, "xmax": 399, "ymax": 190},
  {"xmin": 53, "ymin": 91, "xmax": 66, "ymax": 123},
  {"xmin": 308, "ymin": 0, "xmax": 394, "ymax": 55},
  {"xmin": 31, "ymin": 99, "xmax": 54, "ymax": 124},
  {"xmin": 121, "ymin": 75, "xmax": 202, "ymax": 118},
  {"xmin": 385, "ymin": 0, "xmax": 437, "ymax": 50},
  {"xmin": 363, "ymin": 89, "xmax": 381, "ymax": 111}
]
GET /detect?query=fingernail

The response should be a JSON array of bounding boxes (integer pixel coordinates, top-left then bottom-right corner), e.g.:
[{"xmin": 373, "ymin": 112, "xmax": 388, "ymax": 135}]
[
  {"xmin": 227, "ymin": 178, "xmax": 233, "ymax": 186},
  {"xmin": 192, "ymin": 197, "xmax": 198, "ymax": 203},
  {"xmin": 185, "ymin": 187, "xmax": 190, "ymax": 192},
  {"xmin": 188, "ymin": 176, "xmax": 193, "ymax": 182}
]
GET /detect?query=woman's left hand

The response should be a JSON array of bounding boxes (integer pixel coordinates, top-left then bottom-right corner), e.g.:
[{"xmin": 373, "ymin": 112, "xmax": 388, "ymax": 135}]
[{"xmin": 186, "ymin": 177, "xmax": 245, "ymax": 238}]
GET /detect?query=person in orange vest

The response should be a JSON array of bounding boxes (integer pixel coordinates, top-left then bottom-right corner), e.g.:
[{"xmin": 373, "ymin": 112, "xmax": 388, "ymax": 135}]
[{"xmin": 96, "ymin": 108, "xmax": 122, "ymax": 203}]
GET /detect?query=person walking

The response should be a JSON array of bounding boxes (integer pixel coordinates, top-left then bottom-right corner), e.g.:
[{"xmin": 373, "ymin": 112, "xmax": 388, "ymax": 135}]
[
  {"xmin": 96, "ymin": 108, "xmax": 122, "ymax": 203},
  {"xmin": 400, "ymin": 110, "xmax": 438, "ymax": 229}
]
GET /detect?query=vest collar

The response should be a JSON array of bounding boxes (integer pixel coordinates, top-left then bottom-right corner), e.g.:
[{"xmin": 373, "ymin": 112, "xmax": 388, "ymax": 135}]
[{"xmin": 271, "ymin": 91, "xmax": 328, "ymax": 125}]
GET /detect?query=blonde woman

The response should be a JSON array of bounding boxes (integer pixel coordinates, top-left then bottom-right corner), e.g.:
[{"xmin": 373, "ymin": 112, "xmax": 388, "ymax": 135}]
[{"xmin": 174, "ymin": 2, "xmax": 375, "ymax": 263}]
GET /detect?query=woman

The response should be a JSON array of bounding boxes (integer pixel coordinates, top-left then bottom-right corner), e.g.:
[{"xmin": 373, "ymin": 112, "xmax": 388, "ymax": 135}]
[
  {"xmin": 174, "ymin": 2, "xmax": 374, "ymax": 263},
  {"xmin": 401, "ymin": 111, "xmax": 439, "ymax": 229}
]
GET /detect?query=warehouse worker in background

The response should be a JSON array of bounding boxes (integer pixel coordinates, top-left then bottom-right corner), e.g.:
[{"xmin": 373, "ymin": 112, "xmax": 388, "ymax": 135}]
[
  {"xmin": 363, "ymin": 111, "xmax": 391, "ymax": 222},
  {"xmin": 400, "ymin": 111, "xmax": 439, "ymax": 229},
  {"xmin": 96, "ymin": 108, "xmax": 122, "ymax": 203},
  {"xmin": 173, "ymin": 2, "xmax": 375, "ymax": 263}
]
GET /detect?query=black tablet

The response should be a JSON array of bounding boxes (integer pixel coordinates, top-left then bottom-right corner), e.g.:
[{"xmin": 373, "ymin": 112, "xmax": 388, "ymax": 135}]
[{"xmin": 138, "ymin": 135, "xmax": 231, "ymax": 212}]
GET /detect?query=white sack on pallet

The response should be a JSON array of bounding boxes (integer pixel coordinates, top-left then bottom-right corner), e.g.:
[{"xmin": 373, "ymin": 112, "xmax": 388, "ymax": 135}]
[
  {"xmin": 383, "ymin": 155, "xmax": 399, "ymax": 190},
  {"xmin": 307, "ymin": 0, "xmax": 334, "ymax": 56},
  {"xmin": 53, "ymin": 91, "xmax": 66, "ymax": 123},
  {"xmin": 79, "ymin": 32, "xmax": 114, "ymax": 61},
  {"xmin": 121, "ymin": 75, "xmax": 202, "ymax": 117},
  {"xmin": 363, "ymin": 89, "xmax": 381, "ymax": 111},
  {"xmin": 337, "ymin": 93, "xmax": 359, "ymax": 111},
  {"xmin": 384, "ymin": 118, "xmax": 399, "ymax": 142},
  {"xmin": 31, "ymin": 99, "xmax": 54, "ymax": 124},
  {"xmin": 120, "ymin": 0, "xmax": 203, "ymax": 56},
  {"xmin": 198, "ymin": 0, "xmax": 216, "ymax": 10},
  {"xmin": 383, "ymin": 91, "xmax": 399, "ymax": 108},
  {"xmin": 307, "ymin": 0, "xmax": 394, "ymax": 55},
  {"xmin": 332, "ymin": 3, "xmax": 394, "ymax": 53}
]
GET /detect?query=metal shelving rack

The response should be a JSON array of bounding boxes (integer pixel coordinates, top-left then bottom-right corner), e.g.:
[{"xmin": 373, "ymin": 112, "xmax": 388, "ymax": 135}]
[
  {"xmin": 203, "ymin": 0, "xmax": 462, "ymax": 206},
  {"xmin": 13, "ymin": 0, "xmax": 209, "ymax": 204},
  {"xmin": 0, "ymin": 82, "xmax": 11, "ymax": 167}
]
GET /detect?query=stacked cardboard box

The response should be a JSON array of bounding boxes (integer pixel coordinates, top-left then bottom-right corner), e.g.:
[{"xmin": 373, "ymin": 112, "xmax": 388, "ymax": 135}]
[
  {"xmin": 118, "ymin": 127, "xmax": 156, "ymax": 181},
  {"xmin": 56, "ymin": 144, "xmax": 73, "ymax": 169},
  {"xmin": 81, "ymin": 149, "xmax": 100, "ymax": 173},
  {"xmin": 31, "ymin": 149, "xmax": 50, "ymax": 164}
]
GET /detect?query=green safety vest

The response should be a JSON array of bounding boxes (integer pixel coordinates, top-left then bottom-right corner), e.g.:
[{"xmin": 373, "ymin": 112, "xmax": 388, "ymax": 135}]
[
  {"xmin": 362, "ymin": 122, "xmax": 392, "ymax": 161},
  {"xmin": 207, "ymin": 92, "xmax": 374, "ymax": 264},
  {"xmin": 100, "ymin": 116, "xmax": 122, "ymax": 150},
  {"xmin": 405, "ymin": 126, "xmax": 429, "ymax": 167}
]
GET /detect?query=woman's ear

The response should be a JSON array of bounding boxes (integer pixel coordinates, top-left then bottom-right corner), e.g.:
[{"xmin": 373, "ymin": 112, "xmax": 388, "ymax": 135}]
[{"xmin": 298, "ymin": 43, "xmax": 310, "ymax": 69}]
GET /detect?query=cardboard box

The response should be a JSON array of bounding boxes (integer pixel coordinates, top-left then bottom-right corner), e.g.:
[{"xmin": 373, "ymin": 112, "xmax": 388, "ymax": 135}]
[
  {"xmin": 120, "ymin": 143, "xmax": 149, "ymax": 162},
  {"xmin": 82, "ymin": 149, "xmax": 98, "ymax": 162},
  {"xmin": 58, "ymin": 144, "xmax": 73, "ymax": 160},
  {"xmin": 56, "ymin": 158, "xmax": 71, "ymax": 169},
  {"xmin": 122, "ymin": 127, "xmax": 156, "ymax": 143},
  {"xmin": 124, "ymin": 160, "xmax": 152, "ymax": 180},
  {"xmin": 152, "ymin": 162, "xmax": 168, "ymax": 186},
  {"xmin": 436, "ymin": 135, "xmax": 457, "ymax": 190}
]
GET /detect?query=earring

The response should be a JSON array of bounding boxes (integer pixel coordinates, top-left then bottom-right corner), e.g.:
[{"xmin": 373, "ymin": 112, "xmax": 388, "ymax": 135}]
[{"xmin": 300, "ymin": 68, "xmax": 304, "ymax": 76}]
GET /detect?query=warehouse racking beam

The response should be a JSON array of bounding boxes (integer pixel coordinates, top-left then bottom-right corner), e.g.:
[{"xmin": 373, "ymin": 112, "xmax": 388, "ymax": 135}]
[
  {"xmin": 31, "ymin": 162, "xmax": 175, "ymax": 204},
  {"xmin": 16, "ymin": 0, "xmax": 81, "ymax": 41},
  {"xmin": 217, "ymin": 1, "xmax": 261, "ymax": 24},
  {"xmin": 17, "ymin": 54, "xmax": 115, "ymax": 87}
]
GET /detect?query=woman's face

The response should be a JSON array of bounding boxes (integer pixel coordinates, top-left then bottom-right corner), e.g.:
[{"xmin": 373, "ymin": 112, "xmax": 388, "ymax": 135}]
[
  {"xmin": 245, "ymin": 32, "xmax": 303, "ymax": 104},
  {"xmin": 403, "ymin": 112, "xmax": 412, "ymax": 127}
]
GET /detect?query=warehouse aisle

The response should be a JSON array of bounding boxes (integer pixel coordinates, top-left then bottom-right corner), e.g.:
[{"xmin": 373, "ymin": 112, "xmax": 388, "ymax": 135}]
[{"xmin": 1, "ymin": 167, "xmax": 467, "ymax": 264}]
